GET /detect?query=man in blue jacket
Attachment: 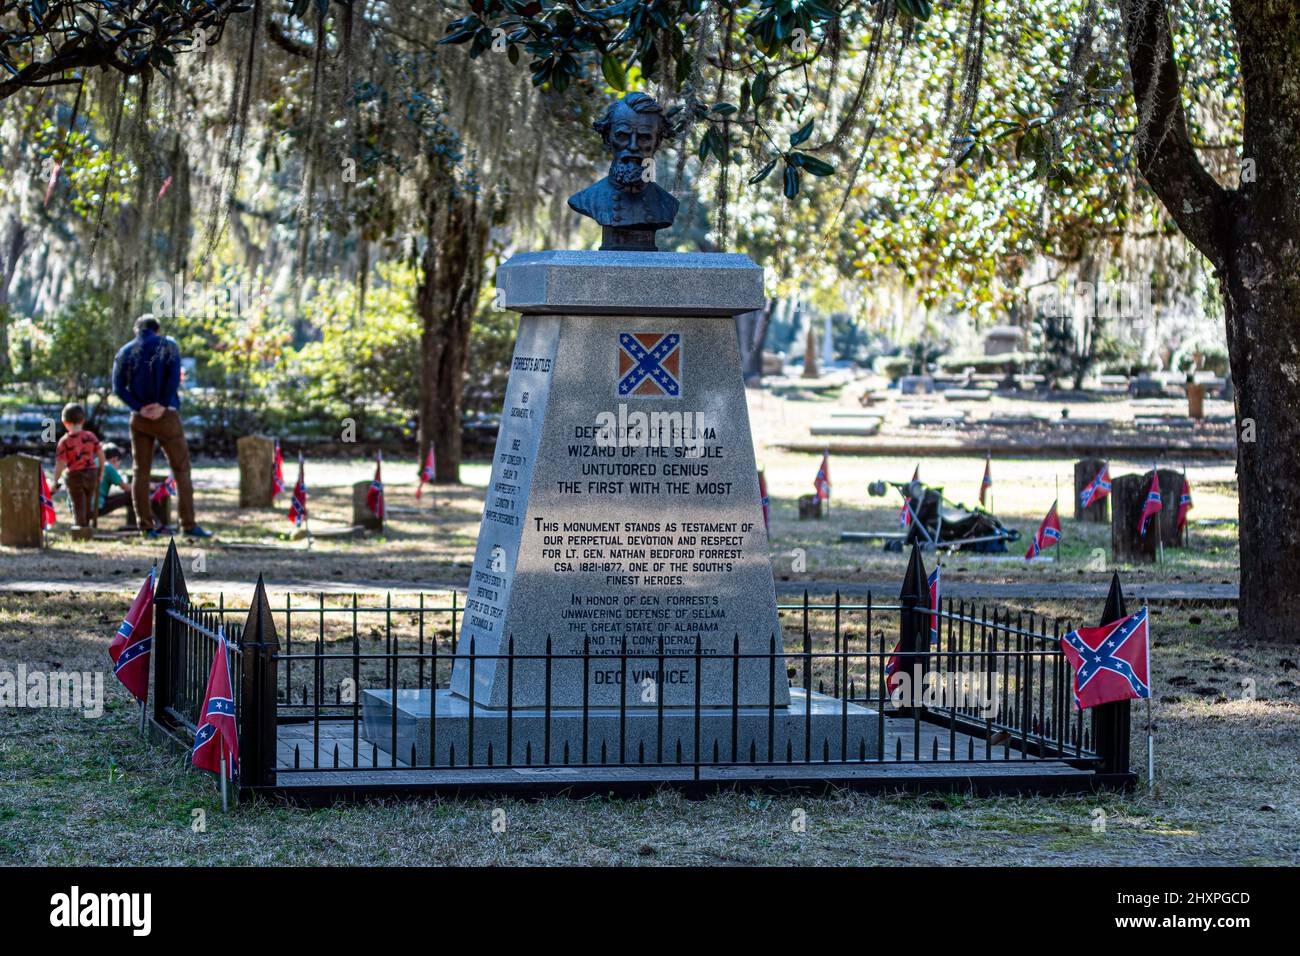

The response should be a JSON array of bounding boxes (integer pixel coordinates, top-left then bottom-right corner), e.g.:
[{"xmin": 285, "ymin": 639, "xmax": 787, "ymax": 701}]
[{"xmin": 112, "ymin": 315, "xmax": 212, "ymax": 539}]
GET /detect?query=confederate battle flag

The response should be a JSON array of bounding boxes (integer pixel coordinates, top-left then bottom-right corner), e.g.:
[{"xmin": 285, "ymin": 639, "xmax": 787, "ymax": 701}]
[
  {"xmin": 1059, "ymin": 606, "xmax": 1151, "ymax": 710},
  {"xmin": 415, "ymin": 446, "xmax": 436, "ymax": 500},
  {"xmin": 288, "ymin": 453, "xmax": 308, "ymax": 526},
  {"xmin": 899, "ymin": 463, "xmax": 920, "ymax": 527},
  {"xmin": 813, "ymin": 450, "xmax": 831, "ymax": 503},
  {"xmin": 366, "ymin": 451, "xmax": 385, "ymax": 521},
  {"xmin": 39, "ymin": 467, "xmax": 57, "ymax": 530},
  {"xmin": 192, "ymin": 627, "xmax": 239, "ymax": 778},
  {"xmin": 271, "ymin": 440, "xmax": 285, "ymax": 498},
  {"xmin": 150, "ymin": 475, "xmax": 176, "ymax": 503},
  {"xmin": 1079, "ymin": 462, "xmax": 1111, "ymax": 510},
  {"xmin": 1177, "ymin": 481, "xmax": 1193, "ymax": 534},
  {"xmin": 979, "ymin": 455, "xmax": 992, "ymax": 507},
  {"xmin": 758, "ymin": 468, "xmax": 770, "ymax": 531},
  {"xmin": 1139, "ymin": 471, "xmax": 1163, "ymax": 536},
  {"xmin": 1025, "ymin": 500, "xmax": 1062, "ymax": 559},
  {"xmin": 109, "ymin": 569, "xmax": 155, "ymax": 702}
]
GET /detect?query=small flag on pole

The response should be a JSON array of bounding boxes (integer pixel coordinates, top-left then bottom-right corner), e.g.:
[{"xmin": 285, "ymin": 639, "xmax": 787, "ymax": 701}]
[
  {"xmin": 813, "ymin": 450, "xmax": 831, "ymax": 504},
  {"xmin": 1079, "ymin": 462, "xmax": 1112, "ymax": 510},
  {"xmin": 1025, "ymin": 500, "xmax": 1062, "ymax": 559},
  {"xmin": 367, "ymin": 451, "xmax": 385, "ymax": 521},
  {"xmin": 979, "ymin": 455, "xmax": 992, "ymax": 507},
  {"xmin": 416, "ymin": 446, "xmax": 436, "ymax": 500},
  {"xmin": 109, "ymin": 569, "xmax": 155, "ymax": 703},
  {"xmin": 899, "ymin": 463, "xmax": 920, "ymax": 527},
  {"xmin": 271, "ymin": 441, "xmax": 285, "ymax": 498},
  {"xmin": 150, "ymin": 475, "xmax": 177, "ymax": 503},
  {"xmin": 1176, "ymin": 482, "xmax": 1193, "ymax": 534},
  {"xmin": 1059, "ymin": 607, "xmax": 1151, "ymax": 710},
  {"xmin": 1139, "ymin": 471, "xmax": 1163, "ymax": 536},
  {"xmin": 288, "ymin": 453, "xmax": 308, "ymax": 526},
  {"xmin": 192, "ymin": 627, "xmax": 239, "ymax": 779},
  {"xmin": 758, "ymin": 468, "xmax": 771, "ymax": 532},
  {"xmin": 39, "ymin": 467, "xmax": 57, "ymax": 530}
]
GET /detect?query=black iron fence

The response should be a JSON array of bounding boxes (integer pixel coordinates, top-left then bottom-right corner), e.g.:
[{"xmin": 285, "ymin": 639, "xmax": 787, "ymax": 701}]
[{"xmin": 148, "ymin": 541, "xmax": 1134, "ymax": 797}]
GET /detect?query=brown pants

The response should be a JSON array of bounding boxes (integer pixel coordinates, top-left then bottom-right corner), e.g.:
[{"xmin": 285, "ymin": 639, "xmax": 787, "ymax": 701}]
[
  {"xmin": 65, "ymin": 469, "xmax": 99, "ymax": 527},
  {"xmin": 130, "ymin": 409, "xmax": 196, "ymax": 531}
]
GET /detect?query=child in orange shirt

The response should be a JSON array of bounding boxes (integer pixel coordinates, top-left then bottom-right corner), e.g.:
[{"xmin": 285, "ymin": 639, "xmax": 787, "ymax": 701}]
[{"xmin": 53, "ymin": 403, "xmax": 104, "ymax": 529}]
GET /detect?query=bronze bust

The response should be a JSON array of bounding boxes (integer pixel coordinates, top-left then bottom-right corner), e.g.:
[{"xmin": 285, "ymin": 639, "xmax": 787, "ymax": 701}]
[{"xmin": 568, "ymin": 92, "xmax": 680, "ymax": 252}]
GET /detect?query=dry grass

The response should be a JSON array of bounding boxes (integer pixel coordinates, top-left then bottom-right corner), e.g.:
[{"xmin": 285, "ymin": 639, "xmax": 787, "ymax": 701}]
[{"xmin": 1, "ymin": 593, "xmax": 1294, "ymax": 867}]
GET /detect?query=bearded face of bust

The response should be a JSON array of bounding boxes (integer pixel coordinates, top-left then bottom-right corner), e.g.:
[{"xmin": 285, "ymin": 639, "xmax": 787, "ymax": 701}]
[{"xmin": 604, "ymin": 104, "xmax": 663, "ymax": 193}]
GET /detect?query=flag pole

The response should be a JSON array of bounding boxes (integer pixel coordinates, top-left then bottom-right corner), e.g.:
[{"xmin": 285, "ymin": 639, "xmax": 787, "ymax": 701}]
[
  {"xmin": 1054, "ymin": 476, "xmax": 1061, "ymax": 562},
  {"xmin": 1154, "ymin": 460, "xmax": 1164, "ymax": 565},
  {"xmin": 1182, "ymin": 462, "xmax": 1190, "ymax": 548},
  {"xmin": 220, "ymin": 754, "xmax": 228, "ymax": 812},
  {"xmin": 1146, "ymin": 695, "xmax": 1154, "ymax": 791}
]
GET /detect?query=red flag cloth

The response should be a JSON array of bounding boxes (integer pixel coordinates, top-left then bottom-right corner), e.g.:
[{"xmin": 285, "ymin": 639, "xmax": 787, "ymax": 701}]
[
  {"xmin": 191, "ymin": 628, "xmax": 239, "ymax": 778},
  {"xmin": 1177, "ymin": 482, "xmax": 1193, "ymax": 533},
  {"xmin": 758, "ymin": 468, "xmax": 770, "ymax": 532},
  {"xmin": 109, "ymin": 569, "xmax": 155, "ymax": 702},
  {"xmin": 150, "ymin": 475, "xmax": 176, "ymax": 503},
  {"xmin": 415, "ymin": 447, "xmax": 436, "ymax": 500},
  {"xmin": 1059, "ymin": 607, "xmax": 1151, "ymax": 710},
  {"xmin": 1139, "ymin": 471, "xmax": 1163, "ymax": 536},
  {"xmin": 288, "ymin": 455, "xmax": 307, "ymax": 525},
  {"xmin": 898, "ymin": 464, "xmax": 920, "ymax": 527},
  {"xmin": 366, "ymin": 452, "xmax": 385, "ymax": 520},
  {"xmin": 1024, "ymin": 500, "xmax": 1062, "ymax": 559},
  {"xmin": 813, "ymin": 450, "xmax": 831, "ymax": 503},
  {"xmin": 39, "ymin": 467, "xmax": 57, "ymax": 530},
  {"xmin": 1079, "ymin": 462, "xmax": 1111, "ymax": 510},
  {"xmin": 271, "ymin": 442, "xmax": 285, "ymax": 498},
  {"xmin": 979, "ymin": 456, "xmax": 992, "ymax": 507}
]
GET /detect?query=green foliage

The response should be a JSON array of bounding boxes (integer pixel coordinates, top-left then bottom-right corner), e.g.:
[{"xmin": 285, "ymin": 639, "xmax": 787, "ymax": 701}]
[
  {"xmin": 29, "ymin": 287, "xmax": 125, "ymax": 414},
  {"xmin": 281, "ymin": 262, "xmax": 422, "ymax": 441}
]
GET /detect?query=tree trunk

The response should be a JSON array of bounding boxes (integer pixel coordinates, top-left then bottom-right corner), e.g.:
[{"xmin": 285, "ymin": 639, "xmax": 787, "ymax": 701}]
[
  {"xmin": 416, "ymin": 191, "xmax": 489, "ymax": 484},
  {"xmin": 0, "ymin": 213, "xmax": 26, "ymax": 381},
  {"xmin": 1119, "ymin": 0, "xmax": 1300, "ymax": 642}
]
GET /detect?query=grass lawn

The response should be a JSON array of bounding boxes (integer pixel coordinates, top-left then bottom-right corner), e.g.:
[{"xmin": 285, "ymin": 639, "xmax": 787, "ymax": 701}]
[{"xmin": 2, "ymin": 592, "xmax": 1294, "ymax": 866}]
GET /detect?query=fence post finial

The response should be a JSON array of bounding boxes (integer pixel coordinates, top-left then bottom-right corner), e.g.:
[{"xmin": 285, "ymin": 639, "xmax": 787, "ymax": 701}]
[
  {"xmin": 239, "ymin": 573, "xmax": 280, "ymax": 793},
  {"xmin": 1093, "ymin": 571, "xmax": 1132, "ymax": 776}
]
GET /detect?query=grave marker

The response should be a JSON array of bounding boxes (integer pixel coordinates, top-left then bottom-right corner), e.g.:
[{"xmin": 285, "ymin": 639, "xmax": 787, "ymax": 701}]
[{"xmin": 0, "ymin": 454, "xmax": 43, "ymax": 548}]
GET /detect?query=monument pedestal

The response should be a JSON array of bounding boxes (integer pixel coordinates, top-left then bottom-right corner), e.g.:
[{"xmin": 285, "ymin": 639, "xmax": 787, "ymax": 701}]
[
  {"xmin": 361, "ymin": 688, "xmax": 880, "ymax": 765},
  {"xmin": 365, "ymin": 250, "xmax": 878, "ymax": 764}
]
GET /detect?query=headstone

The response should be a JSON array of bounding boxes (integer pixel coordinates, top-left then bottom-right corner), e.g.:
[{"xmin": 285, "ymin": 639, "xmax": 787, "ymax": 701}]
[
  {"xmin": 237, "ymin": 435, "xmax": 275, "ymax": 508},
  {"xmin": 361, "ymin": 251, "xmax": 876, "ymax": 763},
  {"xmin": 0, "ymin": 454, "xmax": 43, "ymax": 548},
  {"xmin": 1073, "ymin": 458, "xmax": 1109, "ymax": 523},
  {"xmin": 982, "ymin": 326, "xmax": 1022, "ymax": 356},
  {"xmin": 1185, "ymin": 382, "xmax": 1206, "ymax": 419},
  {"xmin": 352, "ymin": 480, "xmax": 383, "ymax": 532},
  {"xmin": 899, "ymin": 374, "xmax": 933, "ymax": 395},
  {"xmin": 1111, "ymin": 469, "xmax": 1186, "ymax": 560}
]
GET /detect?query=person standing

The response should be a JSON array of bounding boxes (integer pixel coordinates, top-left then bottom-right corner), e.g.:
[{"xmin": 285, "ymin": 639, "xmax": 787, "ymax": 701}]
[
  {"xmin": 52, "ymin": 402, "xmax": 103, "ymax": 530},
  {"xmin": 111, "ymin": 314, "xmax": 212, "ymax": 539}
]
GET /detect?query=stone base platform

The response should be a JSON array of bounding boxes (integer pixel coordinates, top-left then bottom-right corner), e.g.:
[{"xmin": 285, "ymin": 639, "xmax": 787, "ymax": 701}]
[{"xmin": 361, "ymin": 688, "xmax": 880, "ymax": 766}]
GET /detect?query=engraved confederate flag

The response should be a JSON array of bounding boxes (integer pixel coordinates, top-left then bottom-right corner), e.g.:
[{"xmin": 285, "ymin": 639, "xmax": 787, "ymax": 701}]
[
  {"xmin": 618, "ymin": 332, "xmax": 681, "ymax": 397},
  {"xmin": 109, "ymin": 568, "xmax": 155, "ymax": 702},
  {"xmin": 1059, "ymin": 606, "xmax": 1151, "ymax": 710},
  {"xmin": 192, "ymin": 627, "xmax": 238, "ymax": 778}
]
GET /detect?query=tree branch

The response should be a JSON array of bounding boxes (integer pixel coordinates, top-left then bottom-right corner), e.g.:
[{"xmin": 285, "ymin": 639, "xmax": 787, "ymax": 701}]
[{"xmin": 1118, "ymin": 0, "xmax": 1229, "ymax": 267}]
